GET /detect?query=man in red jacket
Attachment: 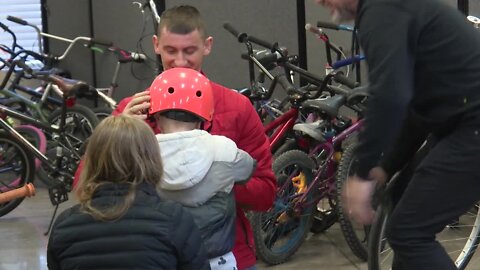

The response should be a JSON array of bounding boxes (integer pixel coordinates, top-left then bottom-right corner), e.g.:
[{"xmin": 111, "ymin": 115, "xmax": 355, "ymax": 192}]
[{"xmin": 75, "ymin": 5, "xmax": 275, "ymax": 270}]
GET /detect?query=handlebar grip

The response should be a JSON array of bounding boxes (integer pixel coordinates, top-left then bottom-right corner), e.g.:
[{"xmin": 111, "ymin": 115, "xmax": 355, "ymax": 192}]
[
  {"xmin": 131, "ymin": 52, "xmax": 147, "ymax": 62},
  {"xmin": 276, "ymin": 74, "xmax": 296, "ymax": 94},
  {"xmin": 7, "ymin": 16, "xmax": 28, "ymax": 26},
  {"xmin": 223, "ymin": 22, "xmax": 240, "ymax": 38},
  {"xmin": 248, "ymin": 35, "xmax": 275, "ymax": 50},
  {"xmin": 333, "ymin": 72, "xmax": 357, "ymax": 89},
  {"xmin": 90, "ymin": 38, "xmax": 113, "ymax": 47},
  {"xmin": 317, "ymin": 21, "xmax": 354, "ymax": 32},
  {"xmin": 223, "ymin": 22, "xmax": 248, "ymax": 43},
  {"xmin": 0, "ymin": 183, "xmax": 35, "ymax": 204},
  {"xmin": 317, "ymin": 21, "xmax": 340, "ymax": 30},
  {"xmin": 15, "ymin": 59, "xmax": 33, "ymax": 74},
  {"xmin": 0, "ymin": 22, "xmax": 9, "ymax": 32},
  {"xmin": 331, "ymin": 55, "xmax": 365, "ymax": 70}
]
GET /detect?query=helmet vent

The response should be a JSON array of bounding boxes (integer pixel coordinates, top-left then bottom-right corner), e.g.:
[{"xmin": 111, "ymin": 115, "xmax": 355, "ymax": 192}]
[
  {"xmin": 196, "ymin": 90, "xmax": 202, "ymax": 97},
  {"xmin": 168, "ymin": 87, "xmax": 175, "ymax": 94}
]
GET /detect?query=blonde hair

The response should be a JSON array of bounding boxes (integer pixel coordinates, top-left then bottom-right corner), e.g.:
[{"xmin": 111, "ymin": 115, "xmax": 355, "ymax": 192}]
[{"xmin": 77, "ymin": 115, "xmax": 163, "ymax": 221}]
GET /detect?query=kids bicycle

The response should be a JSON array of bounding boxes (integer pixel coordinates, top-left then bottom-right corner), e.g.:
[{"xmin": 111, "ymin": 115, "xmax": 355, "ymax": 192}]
[{"xmin": 0, "ymin": 59, "xmax": 99, "ymax": 235}]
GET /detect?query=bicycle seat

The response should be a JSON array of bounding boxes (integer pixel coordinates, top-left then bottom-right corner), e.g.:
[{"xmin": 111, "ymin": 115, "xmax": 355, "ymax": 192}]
[
  {"xmin": 293, "ymin": 120, "xmax": 327, "ymax": 142},
  {"xmin": 301, "ymin": 94, "xmax": 346, "ymax": 117},
  {"xmin": 48, "ymin": 75, "xmax": 91, "ymax": 98},
  {"xmin": 347, "ymin": 85, "xmax": 369, "ymax": 106}
]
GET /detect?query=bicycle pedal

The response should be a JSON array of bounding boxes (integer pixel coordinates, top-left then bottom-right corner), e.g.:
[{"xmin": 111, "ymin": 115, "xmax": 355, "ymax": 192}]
[{"xmin": 48, "ymin": 184, "xmax": 69, "ymax": 205}]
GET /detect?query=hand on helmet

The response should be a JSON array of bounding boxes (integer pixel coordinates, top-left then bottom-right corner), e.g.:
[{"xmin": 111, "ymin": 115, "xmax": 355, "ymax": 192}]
[{"xmin": 123, "ymin": 90, "xmax": 151, "ymax": 120}]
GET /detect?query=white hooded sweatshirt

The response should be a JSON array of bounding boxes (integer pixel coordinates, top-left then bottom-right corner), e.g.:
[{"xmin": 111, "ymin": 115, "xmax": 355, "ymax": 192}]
[{"xmin": 156, "ymin": 129, "xmax": 255, "ymax": 207}]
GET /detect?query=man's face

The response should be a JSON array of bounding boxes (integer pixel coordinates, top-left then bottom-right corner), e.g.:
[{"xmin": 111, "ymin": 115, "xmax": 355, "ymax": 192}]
[
  {"xmin": 153, "ymin": 27, "xmax": 212, "ymax": 71},
  {"xmin": 315, "ymin": 0, "xmax": 358, "ymax": 23}
]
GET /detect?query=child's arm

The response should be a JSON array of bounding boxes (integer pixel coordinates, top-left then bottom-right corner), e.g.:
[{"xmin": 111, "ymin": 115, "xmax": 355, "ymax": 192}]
[
  {"xmin": 230, "ymin": 149, "xmax": 256, "ymax": 185},
  {"xmin": 170, "ymin": 204, "xmax": 210, "ymax": 270}
]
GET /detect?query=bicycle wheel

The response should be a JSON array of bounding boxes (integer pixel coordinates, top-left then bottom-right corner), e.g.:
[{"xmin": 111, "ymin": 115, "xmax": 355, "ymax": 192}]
[
  {"xmin": 37, "ymin": 104, "xmax": 99, "ymax": 185},
  {"xmin": 48, "ymin": 104, "xmax": 99, "ymax": 145},
  {"xmin": 336, "ymin": 142, "xmax": 369, "ymax": 261},
  {"xmin": 251, "ymin": 150, "xmax": 316, "ymax": 265},
  {"xmin": 368, "ymin": 198, "xmax": 480, "ymax": 270},
  {"xmin": 15, "ymin": 125, "xmax": 47, "ymax": 170},
  {"xmin": 92, "ymin": 106, "xmax": 113, "ymax": 122},
  {"xmin": 0, "ymin": 131, "xmax": 35, "ymax": 217}
]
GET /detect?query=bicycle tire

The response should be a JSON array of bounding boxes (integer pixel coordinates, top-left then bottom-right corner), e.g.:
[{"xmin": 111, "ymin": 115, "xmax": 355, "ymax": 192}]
[
  {"xmin": 14, "ymin": 125, "xmax": 47, "ymax": 170},
  {"xmin": 272, "ymin": 138, "xmax": 297, "ymax": 160},
  {"xmin": 0, "ymin": 131, "xmax": 35, "ymax": 217},
  {"xmin": 252, "ymin": 150, "xmax": 316, "ymax": 265},
  {"xmin": 336, "ymin": 142, "xmax": 369, "ymax": 261},
  {"xmin": 92, "ymin": 106, "xmax": 113, "ymax": 122},
  {"xmin": 368, "ymin": 196, "xmax": 480, "ymax": 270},
  {"xmin": 37, "ymin": 104, "xmax": 99, "ymax": 186}
]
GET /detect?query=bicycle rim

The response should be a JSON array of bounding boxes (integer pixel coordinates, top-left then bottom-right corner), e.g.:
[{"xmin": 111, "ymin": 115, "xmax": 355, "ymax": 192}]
[
  {"xmin": 369, "ymin": 202, "xmax": 480, "ymax": 270},
  {"xmin": 253, "ymin": 150, "xmax": 316, "ymax": 265}
]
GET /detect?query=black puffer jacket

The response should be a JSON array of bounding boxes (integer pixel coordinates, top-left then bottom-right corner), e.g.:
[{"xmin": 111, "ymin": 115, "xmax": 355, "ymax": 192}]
[{"xmin": 47, "ymin": 183, "xmax": 210, "ymax": 270}]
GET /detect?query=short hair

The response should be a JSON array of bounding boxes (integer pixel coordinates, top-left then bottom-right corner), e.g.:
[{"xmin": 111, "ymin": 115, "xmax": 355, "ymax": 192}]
[
  {"xmin": 158, "ymin": 5, "xmax": 207, "ymax": 38},
  {"xmin": 77, "ymin": 115, "xmax": 163, "ymax": 221}
]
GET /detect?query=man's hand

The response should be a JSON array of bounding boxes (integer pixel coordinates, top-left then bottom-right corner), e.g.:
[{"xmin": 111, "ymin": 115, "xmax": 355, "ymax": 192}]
[
  {"xmin": 342, "ymin": 167, "xmax": 387, "ymax": 225},
  {"xmin": 122, "ymin": 90, "xmax": 151, "ymax": 120}
]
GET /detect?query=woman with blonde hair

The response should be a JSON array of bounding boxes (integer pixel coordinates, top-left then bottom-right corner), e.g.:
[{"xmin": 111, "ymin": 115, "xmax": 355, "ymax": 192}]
[{"xmin": 47, "ymin": 115, "xmax": 209, "ymax": 270}]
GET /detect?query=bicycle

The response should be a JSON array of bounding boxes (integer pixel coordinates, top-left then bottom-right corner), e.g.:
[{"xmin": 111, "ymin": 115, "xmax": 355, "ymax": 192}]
[
  {"xmin": 224, "ymin": 21, "xmax": 370, "ymax": 265},
  {"xmin": 0, "ymin": 50, "xmax": 99, "ymax": 184},
  {"xmin": 4, "ymin": 16, "xmax": 147, "ymax": 120},
  {"xmin": 306, "ymin": 20, "xmax": 375, "ymax": 260},
  {"xmin": 0, "ymin": 59, "xmax": 98, "ymax": 236}
]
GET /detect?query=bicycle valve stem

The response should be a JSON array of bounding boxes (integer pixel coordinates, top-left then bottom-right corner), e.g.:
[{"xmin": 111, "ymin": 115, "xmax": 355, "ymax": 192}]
[{"xmin": 0, "ymin": 183, "xmax": 36, "ymax": 204}]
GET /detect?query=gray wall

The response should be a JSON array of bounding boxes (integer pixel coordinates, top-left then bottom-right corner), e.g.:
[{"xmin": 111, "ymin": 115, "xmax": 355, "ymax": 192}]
[
  {"xmin": 46, "ymin": 0, "xmax": 299, "ymax": 101},
  {"xmin": 45, "ymin": 0, "xmax": 478, "ymax": 103},
  {"xmin": 164, "ymin": 0, "xmax": 299, "ymax": 90}
]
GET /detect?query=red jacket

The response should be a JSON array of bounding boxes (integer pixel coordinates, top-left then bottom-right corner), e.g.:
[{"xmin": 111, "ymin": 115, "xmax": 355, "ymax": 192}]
[{"xmin": 74, "ymin": 81, "xmax": 276, "ymax": 269}]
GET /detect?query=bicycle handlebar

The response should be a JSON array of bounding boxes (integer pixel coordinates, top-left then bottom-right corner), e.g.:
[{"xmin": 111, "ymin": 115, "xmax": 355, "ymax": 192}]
[
  {"xmin": 6, "ymin": 15, "xmax": 28, "ymax": 26},
  {"xmin": 331, "ymin": 55, "xmax": 365, "ymax": 70},
  {"xmin": 0, "ymin": 183, "xmax": 36, "ymax": 204},
  {"xmin": 0, "ymin": 22, "xmax": 9, "ymax": 32},
  {"xmin": 223, "ymin": 22, "xmax": 277, "ymax": 50},
  {"xmin": 223, "ymin": 22, "xmax": 248, "ymax": 43},
  {"xmin": 224, "ymin": 22, "xmax": 359, "ymax": 101}
]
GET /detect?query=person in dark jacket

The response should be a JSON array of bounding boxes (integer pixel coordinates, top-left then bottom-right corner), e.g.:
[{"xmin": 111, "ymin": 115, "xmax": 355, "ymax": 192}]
[
  {"xmin": 73, "ymin": 5, "xmax": 275, "ymax": 270},
  {"xmin": 316, "ymin": 0, "xmax": 480, "ymax": 269},
  {"xmin": 47, "ymin": 115, "xmax": 209, "ymax": 270}
]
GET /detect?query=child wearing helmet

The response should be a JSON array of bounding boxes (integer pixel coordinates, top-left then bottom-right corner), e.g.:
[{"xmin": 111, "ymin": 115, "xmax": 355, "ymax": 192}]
[{"xmin": 149, "ymin": 67, "xmax": 256, "ymax": 270}]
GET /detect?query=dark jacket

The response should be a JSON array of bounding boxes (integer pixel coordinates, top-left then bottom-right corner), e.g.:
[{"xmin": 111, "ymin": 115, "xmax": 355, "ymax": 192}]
[
  {"xmin": 185, "ymin": 192, "xmax": 236, "ymax": 258},
  {"xmin": 47, "ymin": 183, "xmax": 210, "ymax": 270},
  {"xmin": 354, "ymin": 0, "xmax": 480, "ymax": 178}
]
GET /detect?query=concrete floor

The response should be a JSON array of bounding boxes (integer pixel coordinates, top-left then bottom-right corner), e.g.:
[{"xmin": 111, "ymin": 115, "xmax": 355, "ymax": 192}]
[
  {"xmin": 0, "ymin": 187, "xmax": 478, "ymax": 270},
  {"xmin": 0, "ymin": 187, "xmax": 366, "ymax": 270}
]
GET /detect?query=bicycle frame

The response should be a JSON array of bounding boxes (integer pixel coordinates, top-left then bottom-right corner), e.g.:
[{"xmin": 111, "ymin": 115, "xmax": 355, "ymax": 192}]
[
  {"xmin": 265, "ymin": 107, "xmax": 299, "ymax": 151},
  {"xmin": 0, "ymin": 103, "xmax": 73, "ymax": 173},
  {"xmin": 0, "ymin": 51, "xmax": 73, "ymax": 123},
  {"xmin": 281, "ymin": 118, "xmax": 364, "ymax": 212}
]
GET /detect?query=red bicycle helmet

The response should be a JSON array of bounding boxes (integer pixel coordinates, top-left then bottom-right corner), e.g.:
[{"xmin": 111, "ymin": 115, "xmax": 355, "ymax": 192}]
[{"xmin": 149, "ymin": 67, "xmax": 214, "ymax": 122}]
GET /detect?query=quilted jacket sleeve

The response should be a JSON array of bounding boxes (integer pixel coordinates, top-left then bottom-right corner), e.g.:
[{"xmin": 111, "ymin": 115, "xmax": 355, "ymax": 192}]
[{"xmin": 233, "ymin": 94, "xmax": 276, "ymax": 211}]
